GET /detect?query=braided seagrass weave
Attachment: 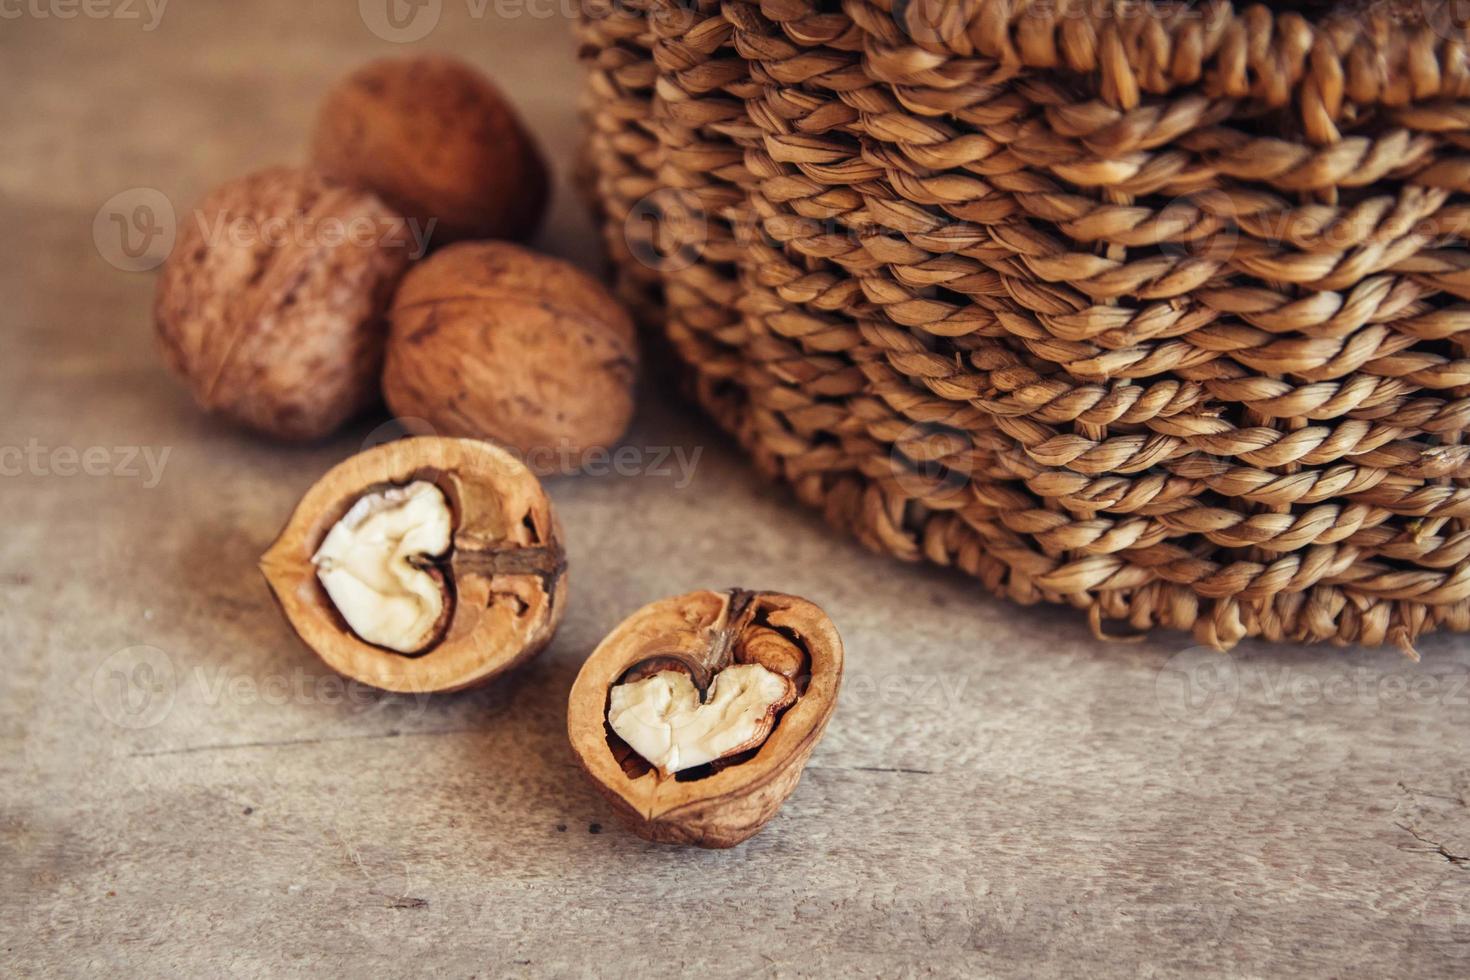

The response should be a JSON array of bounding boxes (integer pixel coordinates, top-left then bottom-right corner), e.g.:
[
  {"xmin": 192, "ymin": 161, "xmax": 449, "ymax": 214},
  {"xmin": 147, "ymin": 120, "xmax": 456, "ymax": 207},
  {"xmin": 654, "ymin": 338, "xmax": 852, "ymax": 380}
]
[{"xmin": 576, "ymin": 0, "xmax": 1470, "ymax": 651}]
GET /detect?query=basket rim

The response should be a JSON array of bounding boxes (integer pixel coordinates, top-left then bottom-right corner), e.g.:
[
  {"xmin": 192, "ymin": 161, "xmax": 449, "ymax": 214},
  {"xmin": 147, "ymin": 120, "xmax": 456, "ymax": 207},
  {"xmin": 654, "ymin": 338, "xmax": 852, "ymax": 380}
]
[{"xmin": 861, "ymin": 0, "xmax": 1470, "ymax": 142}]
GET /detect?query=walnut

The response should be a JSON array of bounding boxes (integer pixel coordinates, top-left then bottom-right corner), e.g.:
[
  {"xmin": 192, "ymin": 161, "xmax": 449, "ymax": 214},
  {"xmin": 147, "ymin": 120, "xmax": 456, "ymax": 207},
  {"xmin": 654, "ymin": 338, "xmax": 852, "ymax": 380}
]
[
  {"xmin": 382, "ymin": 242, "xmax": 639, "ymax": 470},
  {"xmin": 568, "ymin": 589, "xmax": 844, "ymax": 848},
  {"xmin": 154, "ymin": 166, "xmax": 411, "ymax": 441},
  {"xmin": 260, "ymin": 436, "xmax": 566, "ymax": 692},
  {"xmin": 310, "ymin": 54, "xmax": 548, "ymax": 246}
]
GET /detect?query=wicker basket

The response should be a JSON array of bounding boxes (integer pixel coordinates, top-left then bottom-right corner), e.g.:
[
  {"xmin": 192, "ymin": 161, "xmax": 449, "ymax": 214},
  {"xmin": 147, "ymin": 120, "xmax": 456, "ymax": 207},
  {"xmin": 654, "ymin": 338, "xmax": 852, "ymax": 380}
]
[{"xmin": 576, "ymin": 0, "xmax": 1470, "ymax": 651}]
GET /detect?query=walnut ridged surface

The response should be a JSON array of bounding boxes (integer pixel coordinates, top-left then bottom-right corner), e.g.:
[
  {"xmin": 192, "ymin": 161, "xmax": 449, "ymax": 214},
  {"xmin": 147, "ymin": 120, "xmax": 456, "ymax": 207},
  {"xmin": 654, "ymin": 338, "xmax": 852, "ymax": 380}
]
[
  {"xmin": 382, "ymin": 242, "xmax": 639, "ymax": 468},
  {"xmin": 311, "ymin": 54, "xmax": 548, "ymax": 246},
  {"xmin": 154, "ymin": 166, "xmax": 410, "ymax": 441}
]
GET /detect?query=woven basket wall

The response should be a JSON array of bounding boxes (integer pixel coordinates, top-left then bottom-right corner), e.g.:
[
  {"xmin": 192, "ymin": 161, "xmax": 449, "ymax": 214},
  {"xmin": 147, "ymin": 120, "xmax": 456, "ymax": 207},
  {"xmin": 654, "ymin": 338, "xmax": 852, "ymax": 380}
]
[{"xmin": 576, "ymin": 0, "xmax": 1470, "ymax": 651}]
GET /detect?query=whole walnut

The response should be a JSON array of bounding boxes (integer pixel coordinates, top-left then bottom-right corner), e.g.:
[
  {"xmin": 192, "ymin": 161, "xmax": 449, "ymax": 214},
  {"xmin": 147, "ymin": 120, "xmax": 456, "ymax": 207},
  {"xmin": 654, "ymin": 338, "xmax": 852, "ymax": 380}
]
[
  {"xmin": 383, "ymin": 242, "xmax": 639, "ymax": 470},
  {"xmin": 310, "ymin": 55, "xmax": 548, "ymax": 247},
  {"xmin": 154, "ymin": 166, "xmax": 412, "ymax": 441}
]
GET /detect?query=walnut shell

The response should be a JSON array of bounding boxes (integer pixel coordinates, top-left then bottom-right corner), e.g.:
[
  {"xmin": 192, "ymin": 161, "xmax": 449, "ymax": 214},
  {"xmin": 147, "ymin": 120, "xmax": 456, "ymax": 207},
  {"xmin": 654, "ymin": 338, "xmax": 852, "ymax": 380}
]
[
  {"xmin": 383, "ymin": 242, "xmax": 639, "ymax": 470},
  {"xmin": 260, "ymin": 437, "xmax": 566, "ymax": 693},
  {"xmin": 154, "ymin": 166, "xmax": 411, "ymax": 441},
  {"xmin": 310, "ymin": 54, "xmax": 548, "ymax": 246},
  {"xmin": 568, "ymin": 589, "xmax": 844, "ymax": 848}
]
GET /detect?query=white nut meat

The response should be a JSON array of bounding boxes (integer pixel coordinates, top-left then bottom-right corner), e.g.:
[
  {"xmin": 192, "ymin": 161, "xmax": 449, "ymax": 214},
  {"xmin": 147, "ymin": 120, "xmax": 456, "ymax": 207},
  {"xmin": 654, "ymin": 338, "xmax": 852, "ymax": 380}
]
[
  {"xmin": 607, "ymin": 664, "xmax": 796, "ymax": 776},
  {"xmin": 311, "ymin": 481, "xmax": 452, "ymax": 653}
]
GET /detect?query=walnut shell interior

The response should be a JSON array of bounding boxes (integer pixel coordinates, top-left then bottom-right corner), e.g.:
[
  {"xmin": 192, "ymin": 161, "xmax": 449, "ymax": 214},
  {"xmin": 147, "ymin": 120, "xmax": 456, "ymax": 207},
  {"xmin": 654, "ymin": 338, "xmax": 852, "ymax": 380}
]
[
  {"xmin": 568, "ymin": 589, "xmax": 843, "ymax": 848},
  {"xmin": 261, "ymin": 437, "xmax": 566, "ymax": 692}
]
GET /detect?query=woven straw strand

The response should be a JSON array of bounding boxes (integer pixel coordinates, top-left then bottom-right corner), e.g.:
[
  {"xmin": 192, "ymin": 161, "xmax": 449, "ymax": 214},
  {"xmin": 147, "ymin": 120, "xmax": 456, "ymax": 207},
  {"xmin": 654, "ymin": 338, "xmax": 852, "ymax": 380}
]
[{"xmin": 577, "ymin": 0, "xmax": 1470, "ymax": 652}]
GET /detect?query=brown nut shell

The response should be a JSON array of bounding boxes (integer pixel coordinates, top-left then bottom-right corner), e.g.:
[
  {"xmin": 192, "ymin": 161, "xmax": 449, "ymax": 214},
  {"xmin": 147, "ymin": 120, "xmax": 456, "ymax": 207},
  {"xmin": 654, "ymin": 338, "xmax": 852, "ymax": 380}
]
[
  {"xmin": 310, "ymin": 54, "xmax": 548, "ymax": 246},
  {"xmin": 569, "ymin": 589, "xmax": 843, "ymax": 848},
  {"xmin": 383, "ymin": 242, "xmax": 638, "ymax": 469},
  {"xmin": 154, "ymin": 166, "xmax": 411, "ymax": 441},
  {"xmin": 260, "ymin": 437, "xmax": 566, "ymax": 692}
]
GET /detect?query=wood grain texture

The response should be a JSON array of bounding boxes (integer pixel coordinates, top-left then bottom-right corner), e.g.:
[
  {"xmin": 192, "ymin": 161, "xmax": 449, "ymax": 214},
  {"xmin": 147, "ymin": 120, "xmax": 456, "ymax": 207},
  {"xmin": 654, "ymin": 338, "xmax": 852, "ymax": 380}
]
[{"xmin": 1, "ymin": 2, "xmax": 1467, "ymax": 976}]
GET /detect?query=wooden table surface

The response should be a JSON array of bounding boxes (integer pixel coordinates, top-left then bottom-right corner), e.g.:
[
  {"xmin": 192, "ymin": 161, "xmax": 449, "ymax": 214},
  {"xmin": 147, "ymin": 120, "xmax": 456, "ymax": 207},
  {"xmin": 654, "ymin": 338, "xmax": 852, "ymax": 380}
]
[{"xmin": 3, "ymin": 2, "xmax": 1468, "ymax": 976}]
